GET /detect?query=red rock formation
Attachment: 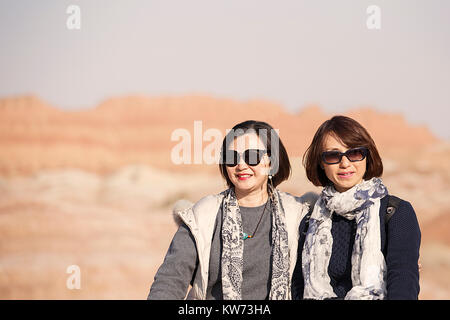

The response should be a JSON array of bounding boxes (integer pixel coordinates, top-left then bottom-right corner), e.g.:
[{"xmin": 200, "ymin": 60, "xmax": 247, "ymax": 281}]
[{"xmin": 0, "ymin": 95, "xmax": 439, "ymax": 176}]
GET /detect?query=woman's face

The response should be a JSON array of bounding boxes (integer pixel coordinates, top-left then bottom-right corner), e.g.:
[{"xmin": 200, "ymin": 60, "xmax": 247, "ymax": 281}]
[
  {"xmin": 226, "ymin": 133, "xmax": 270, "ymax": 196},
  {"xmin": 321, "ymin": 134, "xmax": 367, "ymax": 192}
]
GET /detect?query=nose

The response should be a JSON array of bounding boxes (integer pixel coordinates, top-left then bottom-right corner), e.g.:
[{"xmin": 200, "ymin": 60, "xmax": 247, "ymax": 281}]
[
  {"xmin": 339, "ymin": 155, "xmax": 351, "ymax": 168},
  {"xmin": 236, "ymin": 157, "xmax": 248, "ymax": 170}
]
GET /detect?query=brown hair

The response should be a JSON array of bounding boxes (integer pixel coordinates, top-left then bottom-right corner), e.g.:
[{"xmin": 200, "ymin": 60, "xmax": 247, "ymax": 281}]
[
  {"xmin": 303, "ymin": 115, "xmax": 383, "ymax": 187},
  {"xmin": 219, "ymin": 120, "xmax": 291, "ymax": 188}
]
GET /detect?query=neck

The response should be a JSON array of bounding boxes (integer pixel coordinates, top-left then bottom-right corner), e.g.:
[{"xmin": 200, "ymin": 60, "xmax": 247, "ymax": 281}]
[{"xmin": 235, "ymin": 185, "xmax": 269, "ymax": 207}]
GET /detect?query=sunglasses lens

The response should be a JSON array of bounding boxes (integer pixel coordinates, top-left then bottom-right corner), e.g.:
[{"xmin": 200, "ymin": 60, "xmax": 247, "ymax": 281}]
[
  {"xmin": 224, "ymin": 149, "xmax": 267, "ymax": 167},
  {"xmin": 244, "ymin": 149, "xmax": 265, "ymax": 166},
  {"xmin": 224, "ymin": 150, "xmax": 239, "ymax": 167},
  {"xmin": 347, "ymin": 148, "xmax": 366, "ymax": 161},
  {"xmin": 322, "ymin": 151, "xmax": 341, "ymax": 164}
]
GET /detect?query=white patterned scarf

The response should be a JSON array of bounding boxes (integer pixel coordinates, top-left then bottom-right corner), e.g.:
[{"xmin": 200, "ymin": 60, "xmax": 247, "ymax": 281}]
[
  {"xmin": 221, "ymin": 185, "xmax": 291, "ymax": 300},
  {"xmin": 302, "ymin": 177, "xmax": 388, "ymax": 300}
]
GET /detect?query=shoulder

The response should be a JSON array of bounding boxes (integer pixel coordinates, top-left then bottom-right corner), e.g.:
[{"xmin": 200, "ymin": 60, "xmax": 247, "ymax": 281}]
[
  {"xmin": 173, "ymin": 191, "xmax": 227, "ymax": 227},
  {"xmin": 192, "ymin": 191, "xmax": 228, "ymax": 221},
  {"xmin": 278, "ymin": 190, "xmax": 319, "ymax": 217},
  {"xmin": 380, "ymin": 195, "xmax": 420, "ymax": 232},
  {"xmin": 279, "ymin": 190, "xmax": 318, "ymax": 205},
  {"xmin": 380, "ymin": 195, "xmax": 421, "ymax": 261},
  {"xmin": 380, "ymin": 195, "xmax": 416, "ymax": 216}
]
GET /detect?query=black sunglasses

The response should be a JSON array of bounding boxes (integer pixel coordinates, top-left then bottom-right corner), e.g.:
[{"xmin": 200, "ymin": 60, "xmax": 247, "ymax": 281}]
[
  {"xmin": 321, "ymin": 147, "xmax": 368, "ymax": 165},
  {"xmin": 222, "ymin": 149, "xmax": 268, "ymax": 167}
]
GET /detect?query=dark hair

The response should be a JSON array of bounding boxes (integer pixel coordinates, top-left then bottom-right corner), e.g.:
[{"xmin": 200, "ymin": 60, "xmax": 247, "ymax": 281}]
[
  {"xmin": 303, "ymin": 115, "xmax": 383, "ymax": 187},
  {"xmin": 219, "ymin": 120, "xmax": 291, "ymax": 188}
]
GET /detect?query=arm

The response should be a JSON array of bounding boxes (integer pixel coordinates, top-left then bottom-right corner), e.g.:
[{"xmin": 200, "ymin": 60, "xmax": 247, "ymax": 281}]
[
  {"xmin": 385, "ymin": 200, "xmax": 421, "ymax": 300},
  {"xmin": 147, "ymin": 222, "xmax": 198, "ymax": 300}
]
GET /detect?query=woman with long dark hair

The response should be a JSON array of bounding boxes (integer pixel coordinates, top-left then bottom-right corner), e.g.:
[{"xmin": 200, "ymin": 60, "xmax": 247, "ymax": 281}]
[{"xmin": 148, "ymin": 120, "xmax": 313, "ymax": 300}]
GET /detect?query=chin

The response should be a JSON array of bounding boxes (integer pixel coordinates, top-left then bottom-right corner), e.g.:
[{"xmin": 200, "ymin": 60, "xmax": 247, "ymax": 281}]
[
  {"xmin": 233, "ymin": 180, "xmax": 265, "ymax": 193},
  {"xmin": 335, "ymin": 179, "xmax": 362, "ymax": 192},
  {"xmin": 234, "ymin": 182, "xmax": 255, "ymax": 192}
]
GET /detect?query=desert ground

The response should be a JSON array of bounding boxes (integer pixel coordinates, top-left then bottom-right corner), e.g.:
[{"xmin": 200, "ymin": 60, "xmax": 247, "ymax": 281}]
[{"xmin": 0, "ymin": 95, "xmax": 448, "ymax": 299}]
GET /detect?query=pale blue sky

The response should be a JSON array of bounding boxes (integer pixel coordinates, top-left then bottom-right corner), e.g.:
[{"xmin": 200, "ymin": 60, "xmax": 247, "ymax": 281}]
[{"xmin": 1, "ymin": 0, "xmax": 449, "ymax": 139}]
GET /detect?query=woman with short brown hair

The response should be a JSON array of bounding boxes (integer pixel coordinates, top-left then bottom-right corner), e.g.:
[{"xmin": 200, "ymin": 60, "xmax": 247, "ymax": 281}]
[{"xmin": 293, "ymin": 115, "xmax": 421, "ymax": 300}]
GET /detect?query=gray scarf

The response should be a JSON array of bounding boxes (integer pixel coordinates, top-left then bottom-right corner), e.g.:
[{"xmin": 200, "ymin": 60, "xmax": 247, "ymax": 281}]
[
  {"xmin": 221, "ymin": 185, "xmax": 291, "ymax": 300},
  {"xmin": 302, "ymin": 177, "xmax": 388, "ymax": 300}
]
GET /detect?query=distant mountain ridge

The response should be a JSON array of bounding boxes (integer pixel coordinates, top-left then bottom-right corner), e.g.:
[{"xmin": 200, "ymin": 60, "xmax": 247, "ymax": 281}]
[{"xmin": 0, "ymin": 94, "xmax": 439, "ymax": 176}]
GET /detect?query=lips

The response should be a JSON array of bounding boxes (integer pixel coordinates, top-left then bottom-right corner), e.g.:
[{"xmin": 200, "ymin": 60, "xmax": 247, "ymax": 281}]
[
  {"xmin": 337, "ymin": 172, "xmax": 355, "ymax": 178},
  {"xmin": 236, "ymin": 173, "xmax": 252, "ymax": 180}
]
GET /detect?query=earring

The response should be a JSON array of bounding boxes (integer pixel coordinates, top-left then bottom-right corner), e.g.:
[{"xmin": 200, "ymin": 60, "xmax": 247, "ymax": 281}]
[{"xmin": 268, "ymin": 174, "xmax": 275, "ymax": 191}]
